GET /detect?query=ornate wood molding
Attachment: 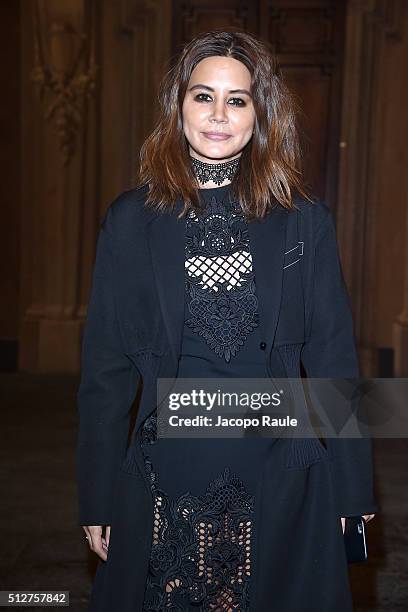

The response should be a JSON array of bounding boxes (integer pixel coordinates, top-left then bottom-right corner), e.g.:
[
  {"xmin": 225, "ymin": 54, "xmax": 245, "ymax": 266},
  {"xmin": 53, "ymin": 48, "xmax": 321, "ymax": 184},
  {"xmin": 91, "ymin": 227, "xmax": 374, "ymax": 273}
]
[{"xmin": 31, "ymin": 0, "xmax": 98, "ymax": 166}]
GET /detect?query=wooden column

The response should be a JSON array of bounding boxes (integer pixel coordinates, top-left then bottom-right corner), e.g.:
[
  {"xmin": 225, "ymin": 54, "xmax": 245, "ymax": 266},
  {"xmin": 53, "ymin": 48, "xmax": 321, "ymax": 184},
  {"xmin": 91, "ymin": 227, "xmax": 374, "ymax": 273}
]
[
  {"xmin": 393, "ymin": 193, "xmax": 408, "ymax": 376},
  {"xmin": 20, "ymin": 0, "xmax": 99, "ymax": 373},
  {"xmin": 336, "ymin": 0, "xmax": 407, "ymax": 376}
]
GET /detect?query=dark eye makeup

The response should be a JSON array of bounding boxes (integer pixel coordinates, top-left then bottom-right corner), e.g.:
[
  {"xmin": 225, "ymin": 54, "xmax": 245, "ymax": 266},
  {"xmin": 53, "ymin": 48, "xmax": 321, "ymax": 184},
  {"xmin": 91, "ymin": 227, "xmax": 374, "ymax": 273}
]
[{"xmin": 194, "ymin": 93, "xmax": 247, "ymax": 107}]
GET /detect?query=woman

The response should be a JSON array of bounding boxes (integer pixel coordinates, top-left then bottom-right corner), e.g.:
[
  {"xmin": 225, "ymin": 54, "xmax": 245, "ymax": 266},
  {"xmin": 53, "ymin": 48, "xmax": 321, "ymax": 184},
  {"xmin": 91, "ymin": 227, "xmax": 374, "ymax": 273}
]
[{"xmin": 76, "ymin": 30, "xmax": 378, "ymax": 611}]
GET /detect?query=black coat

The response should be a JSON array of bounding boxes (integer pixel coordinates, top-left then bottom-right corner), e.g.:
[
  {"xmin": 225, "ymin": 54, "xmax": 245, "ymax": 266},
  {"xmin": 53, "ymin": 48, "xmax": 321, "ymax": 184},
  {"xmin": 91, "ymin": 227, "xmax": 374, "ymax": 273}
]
[{"xmin": 76, "ymin": 186, "xmax": 379, "ymax": 611}]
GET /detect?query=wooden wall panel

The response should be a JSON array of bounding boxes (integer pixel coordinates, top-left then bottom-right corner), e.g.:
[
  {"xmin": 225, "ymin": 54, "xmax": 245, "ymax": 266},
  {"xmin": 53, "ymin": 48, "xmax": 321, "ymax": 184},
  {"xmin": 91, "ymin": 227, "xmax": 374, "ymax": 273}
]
[
  {"xmin": 172, "ymin": 1, "xmax": 258, "ymax": 46},
  {"xmin": 97, "ymin": 0, "xmax": 171, "ymax": 206}
]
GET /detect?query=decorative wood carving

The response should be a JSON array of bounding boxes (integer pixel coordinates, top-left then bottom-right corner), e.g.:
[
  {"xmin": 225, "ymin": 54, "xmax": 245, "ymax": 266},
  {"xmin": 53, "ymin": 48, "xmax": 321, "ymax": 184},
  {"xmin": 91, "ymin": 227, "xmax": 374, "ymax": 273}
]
[{"xmin": 31, "ymin": 0, "xmax": 98, "ymax": 166}]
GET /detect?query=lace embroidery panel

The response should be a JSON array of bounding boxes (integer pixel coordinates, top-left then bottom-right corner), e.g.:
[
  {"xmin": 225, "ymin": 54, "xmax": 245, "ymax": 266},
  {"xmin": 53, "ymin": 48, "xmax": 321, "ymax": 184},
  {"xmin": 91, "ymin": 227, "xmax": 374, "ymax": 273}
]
[
  {"xmin": 185, "ymin": 195, "xmax": 260, "ymax": 363},
  {"xmin": 140, "ymin": 415, "xmax": 254, "ymax": 611}
]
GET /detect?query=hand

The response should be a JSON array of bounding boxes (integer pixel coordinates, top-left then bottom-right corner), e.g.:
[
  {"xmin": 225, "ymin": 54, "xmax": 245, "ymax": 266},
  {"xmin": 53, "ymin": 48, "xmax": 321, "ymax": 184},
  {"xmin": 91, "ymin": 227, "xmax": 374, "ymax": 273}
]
[
  {"xmin": 83, "ymin": 525, "xmax": 111, "ymax": 560},
  {"xmin": 340, "ymin": 514, "xmax": 375, "ymax": 534}
]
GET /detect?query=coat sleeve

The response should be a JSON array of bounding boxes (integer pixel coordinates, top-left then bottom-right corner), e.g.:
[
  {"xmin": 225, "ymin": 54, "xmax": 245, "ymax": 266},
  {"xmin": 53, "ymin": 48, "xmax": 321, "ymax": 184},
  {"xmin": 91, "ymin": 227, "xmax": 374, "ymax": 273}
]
[
  {"xmin": 76, "ymin": 204, "xmax": 140, "ymax": 526},
  {"xmin": 300, "ymin": 205, "xmax": 379, "ymax": 517}
]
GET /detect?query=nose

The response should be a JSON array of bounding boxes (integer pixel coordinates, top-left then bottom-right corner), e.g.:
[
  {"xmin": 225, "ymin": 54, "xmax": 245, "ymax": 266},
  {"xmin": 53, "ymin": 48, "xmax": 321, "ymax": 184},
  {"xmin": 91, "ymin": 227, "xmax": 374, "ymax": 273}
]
[{"xmin": 210, "ymin": 98, "xmax": 228, "ymax": 123}]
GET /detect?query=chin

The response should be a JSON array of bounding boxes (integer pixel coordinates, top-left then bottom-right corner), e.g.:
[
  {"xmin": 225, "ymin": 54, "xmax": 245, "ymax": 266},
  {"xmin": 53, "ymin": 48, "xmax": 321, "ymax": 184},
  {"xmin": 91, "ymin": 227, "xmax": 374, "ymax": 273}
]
[
  {"xmin": 196, "ymin": 146, "xmax": 236, "ymax": 161},
  {"xmin": 194, "ymin": 140, "xmax": 233, "ymax": 155}
]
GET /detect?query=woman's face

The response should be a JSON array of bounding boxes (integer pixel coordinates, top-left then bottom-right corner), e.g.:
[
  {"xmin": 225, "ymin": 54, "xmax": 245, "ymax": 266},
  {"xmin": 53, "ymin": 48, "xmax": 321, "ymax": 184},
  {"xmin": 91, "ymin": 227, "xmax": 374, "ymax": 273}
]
[{"xmin": 182, "ymin": 56, "xmax": 256, "ymax": 163}]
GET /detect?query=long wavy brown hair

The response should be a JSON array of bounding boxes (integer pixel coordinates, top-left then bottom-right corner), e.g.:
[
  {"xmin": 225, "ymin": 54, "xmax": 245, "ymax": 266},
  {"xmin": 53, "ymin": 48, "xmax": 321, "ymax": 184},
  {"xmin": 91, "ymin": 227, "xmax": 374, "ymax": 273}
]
[{"xmin": 137, "ymin": 30, "xmax": 314, "ymax": 220}]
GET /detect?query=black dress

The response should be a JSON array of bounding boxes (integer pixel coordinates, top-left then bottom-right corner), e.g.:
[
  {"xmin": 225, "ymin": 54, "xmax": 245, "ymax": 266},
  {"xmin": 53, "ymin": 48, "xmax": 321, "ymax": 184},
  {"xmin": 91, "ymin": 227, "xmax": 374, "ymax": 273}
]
[
  {"xmin": 139, "ymin": 184, "xmax": 275, "ymax": 611},
  {"xmin": 138, "ymin": 184, "xmax": 354, "ymax": 611}
]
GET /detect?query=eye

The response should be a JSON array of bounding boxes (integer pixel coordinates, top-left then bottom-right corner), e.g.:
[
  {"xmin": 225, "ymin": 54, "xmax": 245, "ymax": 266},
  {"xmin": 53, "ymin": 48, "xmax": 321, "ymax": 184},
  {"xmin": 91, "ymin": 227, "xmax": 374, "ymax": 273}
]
[
  {"xmin": 194, "ymin": 93, "xmax": 212, "ymax": 103},
  {"xmin": 228, "ymin": 97, "xmax": 246, "ymax": 107}
]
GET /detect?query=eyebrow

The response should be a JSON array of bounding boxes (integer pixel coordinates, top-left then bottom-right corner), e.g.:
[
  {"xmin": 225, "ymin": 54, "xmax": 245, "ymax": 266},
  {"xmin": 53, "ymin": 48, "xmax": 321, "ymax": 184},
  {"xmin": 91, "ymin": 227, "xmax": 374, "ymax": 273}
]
[{"xmin": 188, "ymin": 84, "xmax": 252, "ymax": 98}]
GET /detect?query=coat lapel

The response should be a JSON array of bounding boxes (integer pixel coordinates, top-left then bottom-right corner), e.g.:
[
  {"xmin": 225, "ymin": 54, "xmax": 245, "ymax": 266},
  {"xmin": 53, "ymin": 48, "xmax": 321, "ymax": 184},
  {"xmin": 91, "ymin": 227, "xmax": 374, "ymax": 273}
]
[
  {"xmin": 147, "ymin": 198, "xmax": 186, "ymax": 363},
  {"xmin": 247, "ymin": 205, "xmax": 288, "ymax": 351},
  {"xmin": 147, "ymin": 196, "xmax": 288, "ymax": 363}
]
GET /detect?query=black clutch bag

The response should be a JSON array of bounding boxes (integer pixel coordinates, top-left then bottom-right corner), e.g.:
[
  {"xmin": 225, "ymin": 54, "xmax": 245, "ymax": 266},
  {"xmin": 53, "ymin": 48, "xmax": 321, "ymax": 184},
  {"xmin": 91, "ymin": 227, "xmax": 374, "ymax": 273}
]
[{"xmin": 344, "ymin": 516, "xmax": 368, "ymax": 563}]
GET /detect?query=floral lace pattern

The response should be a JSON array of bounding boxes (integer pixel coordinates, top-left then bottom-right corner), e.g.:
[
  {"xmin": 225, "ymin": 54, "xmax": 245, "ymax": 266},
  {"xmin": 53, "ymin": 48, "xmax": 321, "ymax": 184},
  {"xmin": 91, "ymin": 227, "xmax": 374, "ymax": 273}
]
[
  {"xmin": 184, "ymin": 194, "xmax": 259, "ymax": 363},
  {"xmin": 140, "ymin": 415, "xmax": 254, "ymax": 611},
  {"xmin": 142, "ymin": 464, "xmax": 254, "ymax": 611}
]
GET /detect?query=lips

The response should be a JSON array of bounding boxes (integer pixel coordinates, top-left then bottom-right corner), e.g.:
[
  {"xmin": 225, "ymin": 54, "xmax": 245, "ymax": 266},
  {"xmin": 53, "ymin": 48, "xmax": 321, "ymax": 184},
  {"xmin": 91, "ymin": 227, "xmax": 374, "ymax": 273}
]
[{"xmin": 202, "ymin": 132, "xmax": 232, "ymax": 141}]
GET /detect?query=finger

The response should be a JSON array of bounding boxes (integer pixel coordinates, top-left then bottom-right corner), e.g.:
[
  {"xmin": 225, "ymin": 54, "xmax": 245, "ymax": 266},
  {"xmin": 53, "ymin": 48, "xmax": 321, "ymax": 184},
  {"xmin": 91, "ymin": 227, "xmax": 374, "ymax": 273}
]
[
  {"xmin": 87, "ymin": 526, "xmax": 108, "ymax": 561},
  {"xmin": 91, "ymin": 533, "xmax": 108, "ymax": 561},
  {"xmin": 87, "ymin": 525, "xmax": 101, "ymax": 549},
  {"xmin": 362, "ymin": 514, "xmax": 375, "ymax": 523},
  {"xmin": 104, "ymin": 526, "xmax": 111, "ymax": 549},
  {"xmin": 95, "ymin": 540, "xmax": 108, "ymax": 560},
  {"xmin": 83, "ymin": 526, "xmax": 92, "ymax": 547}
]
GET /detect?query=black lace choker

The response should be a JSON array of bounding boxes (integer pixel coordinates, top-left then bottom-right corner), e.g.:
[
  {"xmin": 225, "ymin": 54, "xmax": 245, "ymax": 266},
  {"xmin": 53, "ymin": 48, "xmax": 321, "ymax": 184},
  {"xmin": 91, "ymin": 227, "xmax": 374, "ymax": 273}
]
[{"xmin": 190, "ymin": 155, "xmax": 240, "ymax": 185}]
